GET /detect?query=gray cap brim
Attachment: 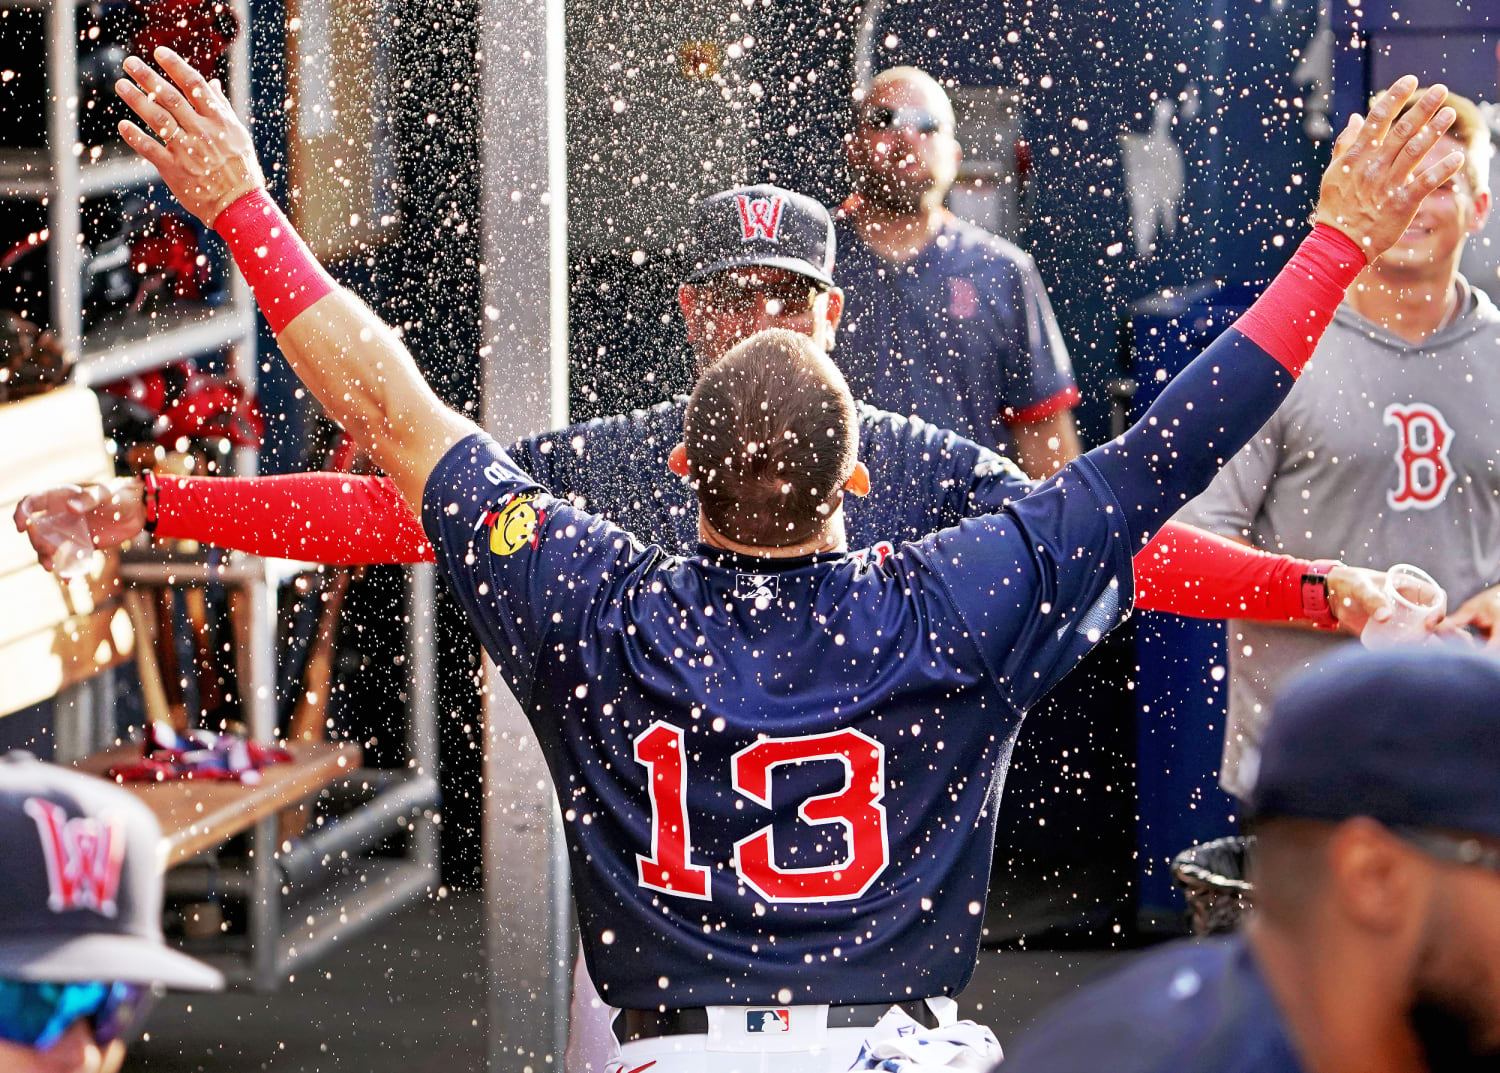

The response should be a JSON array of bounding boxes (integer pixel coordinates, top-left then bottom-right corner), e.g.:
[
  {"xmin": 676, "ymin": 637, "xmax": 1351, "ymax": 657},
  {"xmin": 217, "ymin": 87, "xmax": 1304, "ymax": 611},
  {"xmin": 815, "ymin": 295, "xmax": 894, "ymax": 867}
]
[
  {"xmin": 686, "ymin": 253, "xmax": 835, "ymax": 289},
  {"xmin": 0, "ymin": 932, "xmax": 224, "ymax": 991}
]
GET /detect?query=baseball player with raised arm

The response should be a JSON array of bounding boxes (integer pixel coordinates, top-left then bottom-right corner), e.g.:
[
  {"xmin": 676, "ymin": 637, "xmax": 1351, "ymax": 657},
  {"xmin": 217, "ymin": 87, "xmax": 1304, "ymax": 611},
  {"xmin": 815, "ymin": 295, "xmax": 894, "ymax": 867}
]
[
  {"xmin": 20, "ymin": 183, "xmax": 1397, "ymax": 640},
  {"xmin": 19, "ymin": 188, "xmax": 1399, "ymax": 1073},
  {"xmin": 102, "ymin": 49, "xmax": 1459, "ymax": 1072},
  {"xmin": 16, "ymin": 180, "xmax": 1398, "ymax": 1073}
]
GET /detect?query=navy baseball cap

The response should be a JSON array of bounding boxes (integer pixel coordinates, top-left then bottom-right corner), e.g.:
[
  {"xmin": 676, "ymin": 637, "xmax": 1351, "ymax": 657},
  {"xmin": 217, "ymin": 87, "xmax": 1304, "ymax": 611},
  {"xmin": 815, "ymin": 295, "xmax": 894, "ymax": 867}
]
[
  {"xmin": 0, "ymin": 753, "xmax": 223, "ymax": 990},
  {"xmin": 684, "ymin": 185, "xmax": 836, "ymax": 288},
  {"xmin": 1247, "ymin": 645, "xmax": 1500, "ymax": 841}
]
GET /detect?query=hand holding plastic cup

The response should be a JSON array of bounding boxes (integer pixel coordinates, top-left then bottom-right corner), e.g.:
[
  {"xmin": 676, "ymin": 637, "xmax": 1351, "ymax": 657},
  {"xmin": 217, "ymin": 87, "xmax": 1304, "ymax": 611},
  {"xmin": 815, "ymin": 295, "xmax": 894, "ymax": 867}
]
[
  {"xmin": 12, "ymin": 488, "xmax": 97, "ymax": 579},
  {"xmin": 1360, "ymin": 564, "xmax": 1446, "ymax": 650}
]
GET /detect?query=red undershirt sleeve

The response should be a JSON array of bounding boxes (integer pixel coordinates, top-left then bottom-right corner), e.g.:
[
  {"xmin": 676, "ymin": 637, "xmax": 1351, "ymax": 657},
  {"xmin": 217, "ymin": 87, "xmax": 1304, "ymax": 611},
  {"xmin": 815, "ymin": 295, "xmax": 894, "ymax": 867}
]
[
  {"xmin": 153, "ymin": 473, "xmax": 435, "ymax": 565},
  {"xmin": 1232, "ymin": 224, "xmax": 1365, "ymax": 377},
  {"xmin": 1133, "ymin": 521, "xmax": 1310, "ymax": 622}
]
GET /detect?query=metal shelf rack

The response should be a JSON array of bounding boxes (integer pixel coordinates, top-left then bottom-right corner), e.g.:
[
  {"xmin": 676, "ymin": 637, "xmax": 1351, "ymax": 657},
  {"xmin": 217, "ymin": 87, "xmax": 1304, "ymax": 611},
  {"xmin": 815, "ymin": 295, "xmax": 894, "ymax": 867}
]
[{"xmin": 14, "ymin": 0, "xmax": 257, "ymax": 400}]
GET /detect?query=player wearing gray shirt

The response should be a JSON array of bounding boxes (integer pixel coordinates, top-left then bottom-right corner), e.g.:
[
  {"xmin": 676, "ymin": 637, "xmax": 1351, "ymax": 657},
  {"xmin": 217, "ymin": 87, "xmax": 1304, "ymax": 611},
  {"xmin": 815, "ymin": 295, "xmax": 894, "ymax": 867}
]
[
  {"xmin": 1180, "ymin": 281, "xmax": 1500, "ymax": 797},
  {"xmin": 1180, "ymin": 89, "xmax": 1500, "ymax": 799}
]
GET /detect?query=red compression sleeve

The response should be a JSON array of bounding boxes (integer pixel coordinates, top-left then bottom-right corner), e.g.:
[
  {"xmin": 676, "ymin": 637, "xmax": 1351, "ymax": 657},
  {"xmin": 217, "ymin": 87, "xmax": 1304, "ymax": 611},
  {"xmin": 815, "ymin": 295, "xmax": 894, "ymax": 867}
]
[
  {"xmin": 1133, "ymin": 521, "xmax": 1312, "ymax": 622},
  {"xmin": 1234, "ymin": 224, "xmax": 1366, "ymax": 378},
  {"xmin": 153, "ymin": 473, "xmax": 435, "ymax": 565},
  {"xmin": 214, "ymin": 190, "xmax": 337, "ymax": 334}
]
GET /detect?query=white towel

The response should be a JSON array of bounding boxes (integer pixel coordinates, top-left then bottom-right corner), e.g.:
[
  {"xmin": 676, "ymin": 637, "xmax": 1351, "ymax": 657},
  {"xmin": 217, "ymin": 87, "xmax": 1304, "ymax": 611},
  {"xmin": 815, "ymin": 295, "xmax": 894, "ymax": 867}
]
[{"xmin": 846, "ymin": 1004, "xmax": 1003, "ymax": 1073}]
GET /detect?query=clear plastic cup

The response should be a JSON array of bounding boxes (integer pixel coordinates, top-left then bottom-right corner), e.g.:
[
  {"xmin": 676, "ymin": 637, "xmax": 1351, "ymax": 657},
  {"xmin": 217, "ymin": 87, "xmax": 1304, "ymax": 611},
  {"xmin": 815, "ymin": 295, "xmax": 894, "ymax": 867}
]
[
  {"xmin": 20, "ymin": 498, "xmax": 94, "ymax": 579},
  {"xmin": 1361, "ymin": 563, "xmax": 1446, "ymax": 650}
]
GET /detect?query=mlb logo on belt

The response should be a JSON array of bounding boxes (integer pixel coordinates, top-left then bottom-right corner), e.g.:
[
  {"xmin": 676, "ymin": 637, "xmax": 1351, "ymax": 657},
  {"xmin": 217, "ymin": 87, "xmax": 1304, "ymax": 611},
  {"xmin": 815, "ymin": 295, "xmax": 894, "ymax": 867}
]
[
  {"xmin": 736, "ymin": 194, "xmax": 784, "ymax": 242},
  {"xmin": 747, "ymin": 1009, "xmax": 790, "ymax": 1033}
]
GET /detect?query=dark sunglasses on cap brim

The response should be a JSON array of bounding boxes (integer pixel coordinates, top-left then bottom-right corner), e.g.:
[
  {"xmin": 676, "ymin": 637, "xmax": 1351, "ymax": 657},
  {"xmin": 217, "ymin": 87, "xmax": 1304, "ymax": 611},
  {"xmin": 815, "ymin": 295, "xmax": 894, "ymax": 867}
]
[
  {"xmin": 0, "ymin": 978, "xmax": 159, "ymax": 1051},
  {"xmin": 861, "ymin": 105, "xmax": 947, "ymax": 135}
]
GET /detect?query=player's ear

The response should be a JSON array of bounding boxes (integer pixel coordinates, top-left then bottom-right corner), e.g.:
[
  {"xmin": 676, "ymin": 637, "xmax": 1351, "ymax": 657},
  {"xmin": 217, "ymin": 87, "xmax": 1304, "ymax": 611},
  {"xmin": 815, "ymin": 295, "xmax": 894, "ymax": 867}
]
[
  {"xmin": 823, "ymin": 286, "xmax": 844, "ymax": 333},
  {"xmin": 1471, "ymin": 188, "xmax": 1492, "ymax": 233},
  {"xmin": 668, "ymin": 442, "xmax": 690, "ymax": 478},
  {"xmin": 844, "ymin": 461, "xmax": 870, "ymax": 497}
]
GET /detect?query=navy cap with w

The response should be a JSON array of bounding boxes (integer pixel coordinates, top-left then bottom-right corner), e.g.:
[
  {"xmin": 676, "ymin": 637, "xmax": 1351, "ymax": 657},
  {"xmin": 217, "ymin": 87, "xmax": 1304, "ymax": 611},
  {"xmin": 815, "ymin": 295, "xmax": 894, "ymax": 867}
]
[
  {"xmin": 0, "ymin": 752, "xmax": 221, "ymax": 989},
  {"xmin": 685, "ymin": 185, "xmax": 836, "ymax": 288}
]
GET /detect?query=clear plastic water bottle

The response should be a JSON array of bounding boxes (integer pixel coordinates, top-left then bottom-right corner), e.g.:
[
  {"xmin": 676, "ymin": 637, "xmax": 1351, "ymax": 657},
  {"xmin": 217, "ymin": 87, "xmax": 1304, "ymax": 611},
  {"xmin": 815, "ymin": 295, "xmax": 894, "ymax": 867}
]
[{"xmin": 1361, "ymin": 564, "xmax": 1446, "ymax": 649}]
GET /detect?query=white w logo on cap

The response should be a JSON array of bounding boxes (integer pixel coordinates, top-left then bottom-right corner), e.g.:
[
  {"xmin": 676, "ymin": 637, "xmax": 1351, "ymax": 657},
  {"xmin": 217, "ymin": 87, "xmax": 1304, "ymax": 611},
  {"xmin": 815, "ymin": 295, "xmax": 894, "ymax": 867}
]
[
  {"xmin": 24, "ymin": 798, "xmax": 126, "ymax": 917},
  {"xmin": 736, "ymin": 195, "xmax": 784, "ymax": 242}
]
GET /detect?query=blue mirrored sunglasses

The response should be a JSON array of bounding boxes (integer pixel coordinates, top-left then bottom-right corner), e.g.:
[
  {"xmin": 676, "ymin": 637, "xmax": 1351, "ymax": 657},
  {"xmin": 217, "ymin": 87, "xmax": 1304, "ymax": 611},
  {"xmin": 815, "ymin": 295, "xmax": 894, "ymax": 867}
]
[{"xmin": 0, "ymin": 978, "xmax": 158, "ymax": 1051}]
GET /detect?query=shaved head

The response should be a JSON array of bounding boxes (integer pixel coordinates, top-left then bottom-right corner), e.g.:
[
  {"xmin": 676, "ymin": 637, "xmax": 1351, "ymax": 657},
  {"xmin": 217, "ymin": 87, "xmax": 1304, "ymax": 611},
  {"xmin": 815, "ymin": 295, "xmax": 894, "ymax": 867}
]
[{"xmin": 684, "ymin": 329, "xmax": 858, "ymax": 548}]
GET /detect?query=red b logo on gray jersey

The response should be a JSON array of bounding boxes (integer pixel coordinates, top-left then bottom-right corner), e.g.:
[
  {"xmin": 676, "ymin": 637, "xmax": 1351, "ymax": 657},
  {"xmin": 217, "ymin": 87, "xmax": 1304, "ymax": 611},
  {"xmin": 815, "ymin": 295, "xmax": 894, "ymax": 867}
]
[{"xmin": 1384, "ymin": 403, "xmax": 1455, "ymax": 511}]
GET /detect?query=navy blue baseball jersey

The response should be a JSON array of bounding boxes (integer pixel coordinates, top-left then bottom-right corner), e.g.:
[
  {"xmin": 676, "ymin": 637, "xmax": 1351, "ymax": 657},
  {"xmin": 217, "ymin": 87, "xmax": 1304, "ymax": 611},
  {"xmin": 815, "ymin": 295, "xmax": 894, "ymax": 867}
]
[
  {"xmin": 832, "ymin": 214, "xmax": 1078, "ymax": 453},
  {"xmin": 423, "ymin": 226, "xmax": 1343, "ymax": 1011},
  {"xmin": 508, "ymin": 398, "xmax": 1034, "ymax": 554},
  {"xmin": 1002, "ymin": 937, "xmax": 1305, "ymax": 1073},
  {"xmin": 422, "ymin": 436, "xmax": 1133, "ymax": 1009}
]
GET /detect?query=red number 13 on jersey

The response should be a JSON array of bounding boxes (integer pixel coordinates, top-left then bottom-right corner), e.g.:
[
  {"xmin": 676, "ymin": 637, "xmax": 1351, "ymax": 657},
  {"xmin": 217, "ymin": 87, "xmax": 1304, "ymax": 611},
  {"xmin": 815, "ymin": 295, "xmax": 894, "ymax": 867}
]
[{"xmin": 633, "ymin": 722, "xmax": 889, "ymax": 904}]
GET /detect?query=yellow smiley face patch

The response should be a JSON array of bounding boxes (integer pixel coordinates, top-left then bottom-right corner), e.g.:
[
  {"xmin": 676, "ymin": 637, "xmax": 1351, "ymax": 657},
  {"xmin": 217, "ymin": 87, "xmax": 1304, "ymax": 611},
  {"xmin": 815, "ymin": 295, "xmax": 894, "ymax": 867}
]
[{"xmin": 488, "ymin": 495, "xmax": 545, "ymax": 555}]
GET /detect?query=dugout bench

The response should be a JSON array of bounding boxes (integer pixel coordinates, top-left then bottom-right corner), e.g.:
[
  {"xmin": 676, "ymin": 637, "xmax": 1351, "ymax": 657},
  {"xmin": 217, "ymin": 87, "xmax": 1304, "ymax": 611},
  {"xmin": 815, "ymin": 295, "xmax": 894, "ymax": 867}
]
[{"xmin": 0, "ymin": 386, "xmax": 440, "ymax": 989}]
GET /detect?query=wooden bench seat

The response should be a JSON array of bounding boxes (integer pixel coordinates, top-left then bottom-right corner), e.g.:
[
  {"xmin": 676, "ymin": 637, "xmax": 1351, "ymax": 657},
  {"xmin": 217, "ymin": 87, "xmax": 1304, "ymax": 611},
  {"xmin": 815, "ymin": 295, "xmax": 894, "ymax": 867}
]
[
  {"xmin": 74, "ymin": 740, "xmax": 363, "ymax": 869},
  {"xmin": 2, "ymin": 385, "xmax": 436, "ymax": 989}
]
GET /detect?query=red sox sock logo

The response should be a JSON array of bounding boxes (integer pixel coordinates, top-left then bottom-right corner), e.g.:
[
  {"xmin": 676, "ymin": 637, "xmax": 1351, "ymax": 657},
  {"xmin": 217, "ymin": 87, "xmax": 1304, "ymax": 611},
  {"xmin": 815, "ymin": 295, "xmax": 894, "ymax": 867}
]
[
  {"xmin": 736, "ymin": 194, "xmax": 784, "ymax": 242},
  {"xmin": 1383, "ymin": 403, "xmax": 1455, "ymax": 511},
  {"xmin": 24, "ymin": 798, "xmax": 126, "ymax": 916}
]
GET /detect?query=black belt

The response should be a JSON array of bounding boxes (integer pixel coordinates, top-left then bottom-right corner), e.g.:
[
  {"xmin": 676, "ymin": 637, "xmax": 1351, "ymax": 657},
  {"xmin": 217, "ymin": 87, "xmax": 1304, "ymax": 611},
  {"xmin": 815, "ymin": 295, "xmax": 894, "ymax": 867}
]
[{"xmin": 614, "ymin": 1000, "xmax": 939, "ymax": 1044}]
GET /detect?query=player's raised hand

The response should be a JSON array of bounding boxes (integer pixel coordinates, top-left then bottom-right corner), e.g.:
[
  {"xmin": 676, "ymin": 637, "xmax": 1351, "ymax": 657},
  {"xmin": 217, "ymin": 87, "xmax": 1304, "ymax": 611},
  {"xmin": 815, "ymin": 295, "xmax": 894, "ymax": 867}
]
[
  {"xmin": 115, "ymin": 47, "xmax": 265, "ymax": 227},
  {"xmin": 13, "ymin": 479, "xmax": 146, "ymax": 573},
  {"xmin": 1314, "ymin": 78, "xmax": 1464, "ymax": 259}
]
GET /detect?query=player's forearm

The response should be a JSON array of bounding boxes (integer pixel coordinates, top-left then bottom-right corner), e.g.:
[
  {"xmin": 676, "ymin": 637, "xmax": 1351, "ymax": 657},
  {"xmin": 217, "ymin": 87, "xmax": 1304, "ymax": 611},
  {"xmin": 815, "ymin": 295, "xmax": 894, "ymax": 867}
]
[
  {"xmin": 151, "ymin": 473, "xmax": 435, "ymax": 564},
  {"xmin": 1086, "ymin": 225, "xmax": 1365, "ymax": 549},
  {"xmin": 1133, "ymin": 521, "xmax": 1321, "ymax": 623},
  {"xmin": 215, "ymin": 190, "xmax": 473, "ymax": 505}
]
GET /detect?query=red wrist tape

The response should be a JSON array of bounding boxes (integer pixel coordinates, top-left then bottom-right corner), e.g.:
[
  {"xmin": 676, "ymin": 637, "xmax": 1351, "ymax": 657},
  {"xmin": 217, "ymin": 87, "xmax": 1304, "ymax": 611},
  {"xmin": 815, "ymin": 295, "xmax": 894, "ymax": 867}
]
[
  {"xmin": 1134, "ymin": 521, "xmax": 1312, "ymax": 622},
  {"xmin": 1234, "ymin": 224, "xmax": 1366, "ymax": 378},
  {"xmin": 214, "ymin": 190, "xmax": 337, "ymax": 335}
]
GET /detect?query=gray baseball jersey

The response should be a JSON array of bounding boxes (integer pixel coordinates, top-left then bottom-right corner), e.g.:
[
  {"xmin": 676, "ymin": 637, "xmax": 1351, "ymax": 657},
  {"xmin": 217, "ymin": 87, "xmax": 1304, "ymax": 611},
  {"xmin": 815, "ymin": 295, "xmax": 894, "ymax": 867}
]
[{"xmin": 1177, "ymin": 280, "xmax": 1500, "ymax": 799}]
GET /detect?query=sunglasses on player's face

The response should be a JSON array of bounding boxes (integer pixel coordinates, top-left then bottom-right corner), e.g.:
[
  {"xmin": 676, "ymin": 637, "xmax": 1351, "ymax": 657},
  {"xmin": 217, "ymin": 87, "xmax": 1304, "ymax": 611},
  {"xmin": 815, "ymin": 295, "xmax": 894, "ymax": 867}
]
[
  {"xmin": 861, "ymin": 105, "xmax": 948, "ymax": 136},
  {"xmin": 701, "ymin": 274, "xmax": 828, "ymax": 319},
  {"xmin": 0, "ymin": 978, "xmax": 159, "ymax": 1052}
]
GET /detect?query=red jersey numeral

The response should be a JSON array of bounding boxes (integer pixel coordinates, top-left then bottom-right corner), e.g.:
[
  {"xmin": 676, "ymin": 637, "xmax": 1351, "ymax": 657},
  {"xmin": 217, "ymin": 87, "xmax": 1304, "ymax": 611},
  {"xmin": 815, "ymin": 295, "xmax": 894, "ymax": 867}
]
[
  {"xmin": 633, "ymin": 722, "xmax": 889, "ymax": 904},
  {"xmin": 633, "ymin": 722, "xmax": 712, "ymax": 900},
  {"xmin": 733, "ymin": 729, "xmax": 889, "ymax": 902}
]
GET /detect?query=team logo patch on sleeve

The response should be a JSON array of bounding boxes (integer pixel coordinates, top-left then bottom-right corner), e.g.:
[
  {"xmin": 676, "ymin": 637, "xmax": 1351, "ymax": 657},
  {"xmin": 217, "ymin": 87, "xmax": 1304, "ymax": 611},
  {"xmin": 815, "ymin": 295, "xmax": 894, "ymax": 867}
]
[
  {"xmin": 747, "ymin": 1009, "xmax": 790, "ymax": 1033},
  {"xmin": 486, "ymin": 494, "xmax": 547, "ymax": 555}
]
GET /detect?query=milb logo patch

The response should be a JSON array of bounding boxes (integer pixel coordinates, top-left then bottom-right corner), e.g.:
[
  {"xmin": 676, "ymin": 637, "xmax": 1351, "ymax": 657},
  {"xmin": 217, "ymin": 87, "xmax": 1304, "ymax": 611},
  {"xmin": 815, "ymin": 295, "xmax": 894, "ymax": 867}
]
[
  {"xmin": 747, "ymin": 1009, "xmax": 790, "ymax": 1033},
  {"xmin": 734, "ymin": 573, "xmax": 779, "ymax": 606}
]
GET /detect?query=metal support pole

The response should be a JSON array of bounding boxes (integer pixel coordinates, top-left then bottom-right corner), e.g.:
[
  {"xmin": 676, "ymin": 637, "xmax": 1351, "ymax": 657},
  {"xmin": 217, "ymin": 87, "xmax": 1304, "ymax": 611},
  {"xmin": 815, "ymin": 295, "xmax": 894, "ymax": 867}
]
[
  {"xmin": 245, "ymin": 569, "xmax": 278, "ymax": 743},
  {"xmin": 46, "ymin": 0, "xmax": 81, "ymax": 359},
  {"xmin": 51, "ymin": 684, "xmax": 94, "ymax": 764},
  {"xmin": 409, "ymin": 562, "xmax": 441, "ymax": 873},
  {"xmin": 250, "ymin": 814, "xmax": 280, "ymax": 991},
  {"xmin": 477, "ymin": 0, "xmax": 570, "ymax": 1065}
]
